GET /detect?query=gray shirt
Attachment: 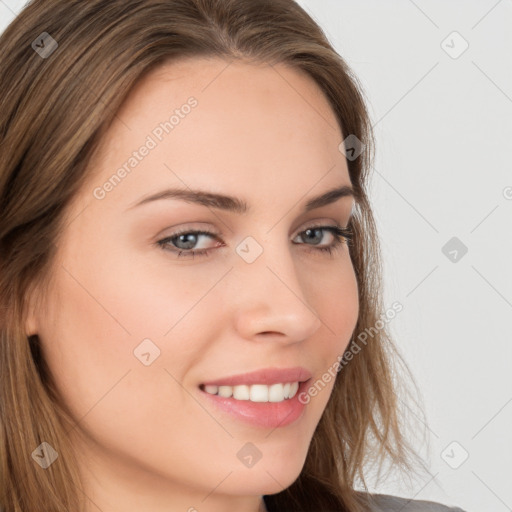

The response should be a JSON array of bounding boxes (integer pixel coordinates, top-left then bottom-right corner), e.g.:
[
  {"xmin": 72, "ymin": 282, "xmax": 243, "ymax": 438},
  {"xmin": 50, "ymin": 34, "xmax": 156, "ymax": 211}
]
[{"xmin": 367, "ymin": 493, "xmax": 467, "ymax": 511}]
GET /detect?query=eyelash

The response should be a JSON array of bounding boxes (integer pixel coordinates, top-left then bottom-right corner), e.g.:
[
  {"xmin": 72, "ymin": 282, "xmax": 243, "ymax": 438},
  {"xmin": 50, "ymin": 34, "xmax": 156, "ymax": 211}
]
[{"xmin": 156, "ymin": 224, "xmax": 353, "ymax": 259}]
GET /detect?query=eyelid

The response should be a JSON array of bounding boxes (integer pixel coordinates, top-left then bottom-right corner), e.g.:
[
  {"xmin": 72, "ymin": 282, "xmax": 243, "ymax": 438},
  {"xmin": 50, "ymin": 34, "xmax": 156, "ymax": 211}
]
[
  {"xmin": 155, "ymin": 223, "xmax": 219, "ymax": 241},
  {"xmin": 295, "ymin": 219, "xmax": 344, "ymax": 231},
  {"xmin": 157, "ymin": 218, "xmax": 348, "ymax": 240}
]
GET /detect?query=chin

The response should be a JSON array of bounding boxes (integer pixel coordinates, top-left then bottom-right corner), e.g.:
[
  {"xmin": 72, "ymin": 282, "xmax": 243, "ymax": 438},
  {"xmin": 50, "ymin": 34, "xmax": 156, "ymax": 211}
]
[
  {"xmin": 226, "ymin": 467, "xmax": 303, "ymax": 497},
  {"xmin": 225, "ymin": 447, "xmax": 307, "ymax": 496}
]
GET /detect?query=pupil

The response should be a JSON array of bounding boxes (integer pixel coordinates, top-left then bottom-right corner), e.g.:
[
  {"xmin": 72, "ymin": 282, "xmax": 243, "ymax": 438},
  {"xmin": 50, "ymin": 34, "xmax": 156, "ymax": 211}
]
[
  {"xmin": 304, "ymin": 228, "xmax": 322, "ymax": 245},
  {"xmin": 177, "ymin": 233, "xmax": 197, "ymax": 250}
]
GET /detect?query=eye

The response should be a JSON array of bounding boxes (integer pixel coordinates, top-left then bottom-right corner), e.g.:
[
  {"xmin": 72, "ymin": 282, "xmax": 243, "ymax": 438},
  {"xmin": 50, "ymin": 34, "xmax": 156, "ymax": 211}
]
[
  {"xmin": 156, "ymin": 229, "xmax": 222, "ymax": 259},
  {"xmin": 156, "ymin": 224, "xmax": 353, "ymax": 259},
  {"xmin": 292, "ymin": 225, "xmax": 353, "ymax": 256}
]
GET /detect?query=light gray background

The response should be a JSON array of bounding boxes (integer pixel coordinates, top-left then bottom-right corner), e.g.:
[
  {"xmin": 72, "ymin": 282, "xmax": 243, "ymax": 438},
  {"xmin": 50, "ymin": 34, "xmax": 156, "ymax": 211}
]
[{"xmin": 1, "ymin": 1, "xmax": 511, "ymax": 511}]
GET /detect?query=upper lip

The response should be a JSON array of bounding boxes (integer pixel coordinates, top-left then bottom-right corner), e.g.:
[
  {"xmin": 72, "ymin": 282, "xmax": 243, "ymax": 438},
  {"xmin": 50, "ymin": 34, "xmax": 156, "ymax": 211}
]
[{"xmin": 200, "ymin": 366, "xmax": 312, "ymax": 387}]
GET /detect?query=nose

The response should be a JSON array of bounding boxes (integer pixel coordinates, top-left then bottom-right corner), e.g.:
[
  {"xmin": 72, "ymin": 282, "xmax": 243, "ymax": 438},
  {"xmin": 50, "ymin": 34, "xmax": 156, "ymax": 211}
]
[{"xmin": 231, "ymin": 236, "xmax": 323, "ymax": 345}]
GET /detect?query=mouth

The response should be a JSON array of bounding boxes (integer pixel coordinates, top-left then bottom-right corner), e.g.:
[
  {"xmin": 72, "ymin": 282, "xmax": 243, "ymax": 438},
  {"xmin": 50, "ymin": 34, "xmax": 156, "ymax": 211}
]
[{"xmin": 197, "ymin": 367, "xmax": 312, "ymax": 429}]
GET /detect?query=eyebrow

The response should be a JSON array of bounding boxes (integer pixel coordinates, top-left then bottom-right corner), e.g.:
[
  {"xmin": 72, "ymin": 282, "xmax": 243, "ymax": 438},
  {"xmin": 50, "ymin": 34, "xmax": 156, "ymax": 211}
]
[{"xmin": 127, "ymin": 184, "xmax": 355, "ymax": 214}]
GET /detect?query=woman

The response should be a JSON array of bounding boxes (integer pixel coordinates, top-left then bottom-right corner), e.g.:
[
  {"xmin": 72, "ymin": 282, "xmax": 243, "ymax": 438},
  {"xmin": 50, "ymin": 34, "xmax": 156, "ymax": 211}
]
[{"xmin": 0, "ymin": 1, "xmax": 467, "ymax": 511}]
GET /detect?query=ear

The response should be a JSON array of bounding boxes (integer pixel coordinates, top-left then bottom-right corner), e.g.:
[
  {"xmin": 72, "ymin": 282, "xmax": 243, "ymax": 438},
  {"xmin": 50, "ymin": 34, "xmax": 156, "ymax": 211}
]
[
  {"xmin": 25, "ymin": 312, "xmax": 38, "ymax": 337},
  {"xmin": 24, "ymin": 282, "xmax": 40, "ymax": 337}
]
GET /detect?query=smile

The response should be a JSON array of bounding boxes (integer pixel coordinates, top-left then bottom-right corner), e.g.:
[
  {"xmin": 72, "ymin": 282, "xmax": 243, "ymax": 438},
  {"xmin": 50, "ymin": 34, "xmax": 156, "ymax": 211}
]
[{"xmin": 201, "ymin": 382, "xmax": 300, "ymax": 403}]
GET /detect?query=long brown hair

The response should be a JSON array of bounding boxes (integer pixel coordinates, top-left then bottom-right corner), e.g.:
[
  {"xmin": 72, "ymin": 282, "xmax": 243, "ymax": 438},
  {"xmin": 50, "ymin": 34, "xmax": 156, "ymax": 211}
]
[{"xmin": 0, "ymin": 1, "xmax": 430, "ymax": 510}]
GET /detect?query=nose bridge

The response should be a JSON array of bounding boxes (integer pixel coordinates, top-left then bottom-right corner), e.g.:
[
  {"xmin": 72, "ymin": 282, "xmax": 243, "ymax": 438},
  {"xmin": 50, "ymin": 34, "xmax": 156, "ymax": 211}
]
[{"xmin": 231, "ymin": 231, "xmax": 323, "ymax": 342}]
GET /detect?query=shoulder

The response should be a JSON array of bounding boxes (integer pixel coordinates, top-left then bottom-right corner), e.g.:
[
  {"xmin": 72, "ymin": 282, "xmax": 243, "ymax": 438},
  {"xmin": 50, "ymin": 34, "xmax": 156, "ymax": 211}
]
[{"xmin": 360, "ymin": 492, "xmax": 468, "ymax": 512}]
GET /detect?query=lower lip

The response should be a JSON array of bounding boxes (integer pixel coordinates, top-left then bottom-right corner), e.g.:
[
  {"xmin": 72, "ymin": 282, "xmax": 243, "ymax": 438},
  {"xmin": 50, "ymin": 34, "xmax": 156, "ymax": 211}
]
[{"xmin": 198, "ymin": 380, "xmax": 311, "ymax": 429}]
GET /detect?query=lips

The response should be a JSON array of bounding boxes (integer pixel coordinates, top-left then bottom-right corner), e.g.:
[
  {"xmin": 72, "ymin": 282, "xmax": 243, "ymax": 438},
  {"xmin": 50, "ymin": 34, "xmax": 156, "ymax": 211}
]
[
  {"xmin": 199, "ymin": 366, "xmax": 312, "ymax": 387},
  {"xmin": 197, "ymin": 366, "xmax": 312, "ymax": 428}
]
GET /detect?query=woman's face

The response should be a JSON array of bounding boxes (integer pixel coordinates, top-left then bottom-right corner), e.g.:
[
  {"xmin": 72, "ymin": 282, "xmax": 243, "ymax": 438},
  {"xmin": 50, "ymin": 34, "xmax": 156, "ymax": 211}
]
[{"xmin": 27, "ymin": 58, "xmax": 359, "ymax": 511}]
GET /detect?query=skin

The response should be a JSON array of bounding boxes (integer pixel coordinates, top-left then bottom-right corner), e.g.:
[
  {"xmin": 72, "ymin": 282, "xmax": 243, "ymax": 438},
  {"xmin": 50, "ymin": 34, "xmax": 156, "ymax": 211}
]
[{"xmin": 26, "ymin": 58, "xmax": 359, "ymax": 512}]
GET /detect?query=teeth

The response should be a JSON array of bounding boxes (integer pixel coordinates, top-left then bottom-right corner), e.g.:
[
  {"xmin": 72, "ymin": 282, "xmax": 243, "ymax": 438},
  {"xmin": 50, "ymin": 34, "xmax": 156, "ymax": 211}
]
[
  {"xmin": 218, "ymin": 385, "xmax": 232, "ymax": 398},
  {"xmin": 202, "ymin": 382, "xmax": 300, "ymax": 402},
  {"xmin": 233, "ymin": 384, "xmax": 250, "ymax": 400},
  {"xmin": 268, "ymin": 383, "xmax": 284, "ymax": 402},
  {"xmin": 250, "ymin": 384, "xmax": 268, "ymax": 402}
]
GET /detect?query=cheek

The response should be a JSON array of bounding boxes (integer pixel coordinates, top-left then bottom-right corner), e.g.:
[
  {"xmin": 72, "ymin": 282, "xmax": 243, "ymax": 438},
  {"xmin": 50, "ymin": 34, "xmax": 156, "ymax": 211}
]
[
  {"xmin": 37, "ymin": 259, "xmax": 215, "ymax": 476},
  {"xmin": 37, "ymin": 242, "xmax": 190, "ymax": 425},
  {"xmin": 38, "ymin": 232, "xmax": 225, "ymax": 431},
  {"xmin": 313, "ymin": 253, "xmax": 359, "ymax": 350},
  {"xmin": 301, "ymin": 255, "xmax": 359, "ymax": 405},
  {"xmin": 37, "ymin": 267, "xmax": 142, "ymax": 422}
]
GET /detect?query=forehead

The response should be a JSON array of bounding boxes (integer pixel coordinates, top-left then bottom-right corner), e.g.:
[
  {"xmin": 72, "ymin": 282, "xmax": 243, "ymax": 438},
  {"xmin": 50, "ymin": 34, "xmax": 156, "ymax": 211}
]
[{"xmin": 82, "ymin": 57, "xmax": 350, "ymax": 213}]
